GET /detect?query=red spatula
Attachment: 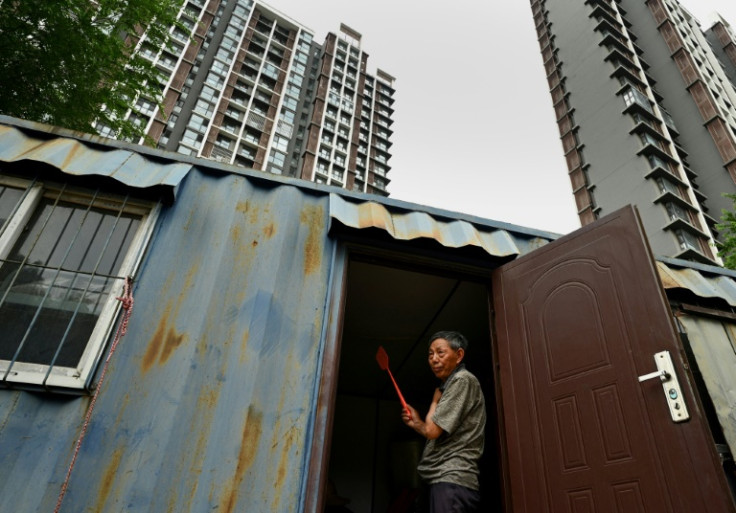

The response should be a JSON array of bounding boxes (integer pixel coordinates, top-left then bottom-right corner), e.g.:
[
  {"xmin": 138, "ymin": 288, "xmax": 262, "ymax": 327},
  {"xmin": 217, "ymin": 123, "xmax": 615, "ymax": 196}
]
[{"xmin": 376, "ymin": 346, "xmax": 411, "ymax": 419}]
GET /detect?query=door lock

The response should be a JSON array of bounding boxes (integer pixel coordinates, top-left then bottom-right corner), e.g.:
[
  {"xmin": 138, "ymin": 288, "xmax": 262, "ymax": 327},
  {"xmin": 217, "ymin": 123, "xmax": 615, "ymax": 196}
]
[{"xmin": 638, "ymin": 351, "xmax": 689, "ymax": 423}]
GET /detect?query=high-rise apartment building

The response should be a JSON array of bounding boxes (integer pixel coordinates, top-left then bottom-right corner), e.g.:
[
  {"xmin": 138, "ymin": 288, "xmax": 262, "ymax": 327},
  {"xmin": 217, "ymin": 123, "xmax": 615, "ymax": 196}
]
[
  {"xmin": 97, "ymin": 0, "xmax": 395, "ymax": 196},
  {"xmin": 532, "ymin": 0, "xmax": 736, "ymax": 264}
]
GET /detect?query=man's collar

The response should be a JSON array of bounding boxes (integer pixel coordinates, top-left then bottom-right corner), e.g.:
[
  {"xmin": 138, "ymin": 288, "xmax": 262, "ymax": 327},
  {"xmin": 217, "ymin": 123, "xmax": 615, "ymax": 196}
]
[{"xmin": 439, "ymin": 363, "xmax": 465, "ymax": 391}]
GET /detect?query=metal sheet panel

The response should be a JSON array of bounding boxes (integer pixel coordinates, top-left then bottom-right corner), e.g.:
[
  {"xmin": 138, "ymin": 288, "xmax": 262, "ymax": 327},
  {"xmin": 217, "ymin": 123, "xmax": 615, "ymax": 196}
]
[
  {"xmin": 329, "ymin": 193, "xmax": 551, "ymax": 258},
  {"xmin": 0, "ymin": 170, "xmax": 335, "ymax": 512},
  {"xmin": 656, "ymin": 259, "xmax": 736, "ymax": 307},
  {"xmin": 677, "ymin": 314, "xmax": 736, "ymax": 457},
  {"xmin": 0, "ymin": 119, "xmax": 192, "ymax": 194}
]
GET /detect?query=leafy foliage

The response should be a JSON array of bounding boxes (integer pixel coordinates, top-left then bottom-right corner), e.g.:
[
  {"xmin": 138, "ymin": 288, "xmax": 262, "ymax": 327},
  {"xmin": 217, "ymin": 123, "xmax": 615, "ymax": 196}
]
[
  {"xmin": 716, "ymin": 193, "xmax": 736, "ymax": 269},
  {"xmin": 0, "ymin": 0, "xmax": 186, "ymax": 140}
]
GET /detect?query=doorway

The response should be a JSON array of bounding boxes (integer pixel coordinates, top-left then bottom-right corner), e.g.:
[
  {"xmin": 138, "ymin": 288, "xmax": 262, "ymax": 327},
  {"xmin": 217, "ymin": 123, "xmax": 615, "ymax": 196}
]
[{"xmin": 323, "ymin": 254, "xmax": 504, "ymax": 512}]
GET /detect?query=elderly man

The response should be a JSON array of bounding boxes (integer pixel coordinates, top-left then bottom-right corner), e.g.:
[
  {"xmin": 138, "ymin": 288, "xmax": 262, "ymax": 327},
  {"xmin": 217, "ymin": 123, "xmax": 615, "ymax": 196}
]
[{"xmin": 401, "ymin": 331, "xmax": 486, "ymax": 513}]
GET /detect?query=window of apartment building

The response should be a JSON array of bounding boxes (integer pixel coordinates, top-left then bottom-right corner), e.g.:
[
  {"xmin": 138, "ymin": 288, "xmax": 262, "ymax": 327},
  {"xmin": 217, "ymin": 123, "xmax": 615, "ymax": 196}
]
[
  {"xmin": 267, "ymin": 151, "xmax": 286, "ymax": 173},
  {"xmin": 656, "ymin": 177, "xmax": 686, "ymax": 201},
  {"xmin": 283, "ymin": 97, "xmax": 298, "ymax": 111},
  {"xmin": 272, "ymin": 135, "xmax": 289, "ymax": 152},
  {"xmin": 280, "ymin": 109, "xmax": 296, "ymax": 126},
  {"xmin": 639, "ymin": 132, "xmax": 666, "ymax": 151},
  {"xmin": 181, "ymin": 129, "xmax": 204, "ymax": 148},
  {"xmin": 0, "ymin": 174, "xmax": 158, "ymax": 390},
  {"xmin": 676, "ymin": 229, "xmax": 703, "ymax": 254},
  {"xmin": 665, "ymin": 201, "xmax": 692, "ymax": 224},
  {"xmin": 289, "ymin": 73, "xmax": 304, "ymax": 88},
  {"xmin": 330, "ymin": 168, "xmax": 344, "ymax": 183},
  {"xmin": 135, "ymin": 98, "xmax": 156, "ymax": 116}
]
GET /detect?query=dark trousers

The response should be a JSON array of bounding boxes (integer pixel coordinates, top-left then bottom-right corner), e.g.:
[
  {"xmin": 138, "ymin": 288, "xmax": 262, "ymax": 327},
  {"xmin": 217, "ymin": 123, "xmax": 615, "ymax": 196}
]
[{"xmin": 429, "ymin": 482, "xmax": 480, "ymax": 513}]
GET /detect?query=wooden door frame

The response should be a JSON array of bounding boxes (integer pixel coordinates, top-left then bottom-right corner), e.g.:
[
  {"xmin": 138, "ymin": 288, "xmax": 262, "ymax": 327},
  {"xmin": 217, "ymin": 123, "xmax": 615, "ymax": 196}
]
[{"xmin": 303, "ymin": 239, "xmax": 506, "ymax": 512}]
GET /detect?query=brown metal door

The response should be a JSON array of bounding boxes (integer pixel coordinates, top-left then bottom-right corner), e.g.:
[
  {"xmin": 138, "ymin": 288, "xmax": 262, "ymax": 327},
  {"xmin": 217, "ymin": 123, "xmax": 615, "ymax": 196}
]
[{"xmin": 492, "ymin": 206, "xmax": 735, "ymax": 512}]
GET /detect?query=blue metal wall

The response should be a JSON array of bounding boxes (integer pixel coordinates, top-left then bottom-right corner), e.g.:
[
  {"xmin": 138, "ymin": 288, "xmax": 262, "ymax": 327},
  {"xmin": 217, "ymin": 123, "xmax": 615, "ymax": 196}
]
[{"xmin": 0, "ymin": 169, "xmax": 335, "ymax": 512}]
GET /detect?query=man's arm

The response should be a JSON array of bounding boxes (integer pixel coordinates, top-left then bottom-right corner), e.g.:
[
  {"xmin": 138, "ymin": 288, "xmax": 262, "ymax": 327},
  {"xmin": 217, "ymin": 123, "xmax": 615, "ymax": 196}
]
[{"xmin": 402, "ymin": 388, "xmax": 444, "ymax": 440}]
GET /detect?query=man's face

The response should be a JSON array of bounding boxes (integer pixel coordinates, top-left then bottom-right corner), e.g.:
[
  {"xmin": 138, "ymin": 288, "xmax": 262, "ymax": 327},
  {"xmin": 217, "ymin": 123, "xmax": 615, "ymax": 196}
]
[{"xmin": 428, "ymin": 338, "xmax": 464, "ymax": 382}]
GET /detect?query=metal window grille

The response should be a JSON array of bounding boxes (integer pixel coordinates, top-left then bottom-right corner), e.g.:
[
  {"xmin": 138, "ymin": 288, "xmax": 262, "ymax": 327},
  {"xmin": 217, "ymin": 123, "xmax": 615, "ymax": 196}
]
[{"xmin": 0, "ymin": 178, "xmax": 152, "ymax": 389}]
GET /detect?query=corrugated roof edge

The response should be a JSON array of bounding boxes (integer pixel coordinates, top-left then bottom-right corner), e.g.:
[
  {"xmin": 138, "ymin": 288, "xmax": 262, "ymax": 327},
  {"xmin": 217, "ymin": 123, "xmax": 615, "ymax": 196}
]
[
  {"xmin": 0, "ymin": 115, "xmax": 563, "ymax": 241},
  {"xmin": 657, "ymin": 255, "xmax": 736, "ymax": 279}
]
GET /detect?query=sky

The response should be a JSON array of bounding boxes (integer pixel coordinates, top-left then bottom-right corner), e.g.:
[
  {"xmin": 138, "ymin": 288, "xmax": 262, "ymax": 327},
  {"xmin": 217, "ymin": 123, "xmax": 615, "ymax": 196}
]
[{"xmin": 266, "ymin": 0, "xmax": 736, "ymax": 235}]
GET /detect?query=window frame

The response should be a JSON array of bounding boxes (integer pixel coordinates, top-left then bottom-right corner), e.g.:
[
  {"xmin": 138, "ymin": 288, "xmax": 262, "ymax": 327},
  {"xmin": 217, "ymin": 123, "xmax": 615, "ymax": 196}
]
[{"xmin": 0, "ymin": 175, "xmax": 160, "ymax": 390}]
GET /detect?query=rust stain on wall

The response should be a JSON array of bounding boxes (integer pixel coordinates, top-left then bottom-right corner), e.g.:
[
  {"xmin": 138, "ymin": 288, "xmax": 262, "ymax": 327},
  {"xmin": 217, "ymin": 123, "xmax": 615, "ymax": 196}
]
[
  {"xmin": 174, "ymin": 383, "xmax": 220, "ymax": 512},
  {"xmin": 94, "ymin": 447, "xmax": 123, "ymax": 512},
  {"xmin": 141, "ymin": 317, "xmax": 166, "ymax": 373},
  {"xmin": 273, "ymin": 424, "xmax": 299, "ymax": 510},
  {"xmin": 300, "ymin": 205, "xmax": 324, "ymax": 276},
  {"xmin": 231, "ymin": 224, "xmax": 242, "ymax": 243},
  {"xmin": 221, "ymin": 405, "xmax": 263, "ymax": 513},
  {"xmin": 262, "ymin": 223, "xmax": 275, "ymax": 239},
  {"xmin": 239, "ymin": 330, "xmax": 250, "ymax": 364},
  {"xmin": 236, "ymin": 200, "xmax": 249, "ymax": 214},
  {"xmin": 142, "ymin": 307, "xmax": 187, "ymax": 373},
  {"xmin": 159, "ymin": 329, "xmax": 186, "ymax": 364}
]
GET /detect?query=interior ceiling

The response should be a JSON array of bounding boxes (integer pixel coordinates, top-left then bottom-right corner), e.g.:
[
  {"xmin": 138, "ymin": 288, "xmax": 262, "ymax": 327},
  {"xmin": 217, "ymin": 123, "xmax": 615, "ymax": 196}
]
[{"xmin": 338, "ymin": 259, "xmax": 492, "ymax": 407}]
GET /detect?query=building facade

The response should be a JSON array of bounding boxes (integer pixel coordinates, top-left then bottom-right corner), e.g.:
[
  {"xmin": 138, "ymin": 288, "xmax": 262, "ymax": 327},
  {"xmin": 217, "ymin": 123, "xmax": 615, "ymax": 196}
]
[
  {"xmin": 532, "ymin": 0, "xmax": 736, "ymax": 264},
  {"xmin": 97, "ymin": 0, "xmax": 395, "ymax": 196}
]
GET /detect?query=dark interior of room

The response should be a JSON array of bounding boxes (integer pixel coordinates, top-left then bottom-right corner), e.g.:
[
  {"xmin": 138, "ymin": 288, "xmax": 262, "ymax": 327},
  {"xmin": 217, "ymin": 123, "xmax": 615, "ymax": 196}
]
[{"xmin": 325, "ymin": 256, "xmax": 503, "ymax": 512}]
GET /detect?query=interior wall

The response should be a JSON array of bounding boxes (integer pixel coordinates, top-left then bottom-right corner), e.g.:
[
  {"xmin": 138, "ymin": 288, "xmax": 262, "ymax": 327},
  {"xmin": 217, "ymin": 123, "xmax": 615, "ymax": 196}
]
[{"xmin": 328, "ymin": 396, "xmax": 423, "ymax": 513}]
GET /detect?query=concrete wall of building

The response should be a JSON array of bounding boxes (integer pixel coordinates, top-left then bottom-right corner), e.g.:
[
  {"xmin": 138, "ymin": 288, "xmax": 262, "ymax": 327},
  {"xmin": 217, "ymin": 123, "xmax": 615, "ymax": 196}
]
[
  {"xmin": 624, "ymin": 0, "xmax": 736, "ymax": 231},
  {"xmin": 545, "ymin": 0, "xmax": 684, "ymax": 257}
]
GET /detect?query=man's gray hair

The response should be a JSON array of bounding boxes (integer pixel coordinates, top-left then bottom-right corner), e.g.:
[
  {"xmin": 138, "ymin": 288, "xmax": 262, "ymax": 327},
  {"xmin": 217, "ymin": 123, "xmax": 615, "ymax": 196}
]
[{"xmin": 429, "ymin": 331, "xmax": 468, "ymax": 352}]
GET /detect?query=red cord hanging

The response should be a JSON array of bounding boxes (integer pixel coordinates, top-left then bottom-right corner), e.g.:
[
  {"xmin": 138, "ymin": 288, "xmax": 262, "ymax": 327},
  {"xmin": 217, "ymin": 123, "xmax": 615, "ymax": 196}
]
[{"xmin": 54, "ymin": 276, "xmax": 134, "ymax": 513}]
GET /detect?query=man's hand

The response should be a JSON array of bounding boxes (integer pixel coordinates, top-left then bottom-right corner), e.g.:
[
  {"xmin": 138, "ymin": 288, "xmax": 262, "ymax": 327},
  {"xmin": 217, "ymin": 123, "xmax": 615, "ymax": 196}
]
[
  {"xmin": 401, "ymin": 389, "xmax": 444, "ymax": 440},
  {"xmin": 401, "ymin": 404, "xmax": 420, "ymax": 428}
]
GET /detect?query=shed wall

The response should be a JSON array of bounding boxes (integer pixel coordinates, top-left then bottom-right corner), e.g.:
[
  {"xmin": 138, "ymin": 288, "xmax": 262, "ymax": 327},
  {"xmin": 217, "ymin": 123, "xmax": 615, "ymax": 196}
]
[{"xmin": 0, "ymin": 169, "xmax": 335, "ymax": 512}]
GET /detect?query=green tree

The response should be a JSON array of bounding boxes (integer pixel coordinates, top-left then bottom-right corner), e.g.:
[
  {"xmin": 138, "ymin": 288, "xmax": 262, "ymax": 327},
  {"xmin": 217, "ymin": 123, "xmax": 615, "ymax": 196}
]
[
  {"xmin": 716, "ymin": 193, "xmax": 736, "ymax": 269},
  {"xmin": 0, "ymin": 0, "xmax": 186, "ymax": 140}
]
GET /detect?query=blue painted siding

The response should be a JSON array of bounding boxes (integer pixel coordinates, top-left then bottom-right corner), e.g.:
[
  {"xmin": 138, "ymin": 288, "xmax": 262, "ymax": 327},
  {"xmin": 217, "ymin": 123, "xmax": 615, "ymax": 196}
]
[{"xmin": 0, "ymin": 170, "xmax": 334, "ymax": 512}]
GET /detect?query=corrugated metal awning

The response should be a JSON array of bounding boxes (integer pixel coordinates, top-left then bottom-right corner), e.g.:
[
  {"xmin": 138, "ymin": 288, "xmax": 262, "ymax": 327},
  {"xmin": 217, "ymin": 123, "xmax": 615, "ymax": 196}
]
[
  {"xmin": 329, "ymin": 193, "xmax": 552, "ymax": 259},
  {"xmin": 0, "ymin": 117, "xmax": 192, "ymax": 196},
  {"xmin": 0, "ymin": 116, "xmax": 563, "ymax": 259},
  {"xmin": 656, "ymin": 258, "xmax": 736, "ymax": 308}
]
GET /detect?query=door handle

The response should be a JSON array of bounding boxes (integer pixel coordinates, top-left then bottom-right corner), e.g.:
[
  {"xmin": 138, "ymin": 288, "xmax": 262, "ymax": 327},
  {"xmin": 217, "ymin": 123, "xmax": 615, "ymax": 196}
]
[
  {"xmin": 637, "ymin": 369, "xmax": 670, "ymax": 382},
  {"xmin": 638, "ymin": 351, "xmax": 689, "ymax": 423}
]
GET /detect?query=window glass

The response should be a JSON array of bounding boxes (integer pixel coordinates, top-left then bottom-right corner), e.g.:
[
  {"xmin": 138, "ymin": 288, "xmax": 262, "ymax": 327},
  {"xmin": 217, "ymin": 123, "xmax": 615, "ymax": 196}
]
[
  {"xmin": 0, "ymin": 178, "xmax": 154, "ymax": 389},
  {"xmin": 273, "ymin": 135, "xmax": 289, "ymax": 152},
  {"xmin": 0, "ymin": 184, "xmax": 24, "ymax": 230},
  {"xmin": 0, "ymin": 195, "xmax": 141, "ymax": 368}
]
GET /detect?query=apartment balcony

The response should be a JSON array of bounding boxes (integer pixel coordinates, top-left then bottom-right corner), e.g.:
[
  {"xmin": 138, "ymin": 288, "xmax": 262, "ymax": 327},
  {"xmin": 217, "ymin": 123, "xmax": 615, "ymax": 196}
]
[
  {"xmin": 245, "ymin": 112, "xmax": 267, "ymax": 131},
  {"xmin": 220, "ymin": 123, "xmax": 241, "ymax": 136},
  {"xmin": 643, "ymin": 155, "xmax": 688, "ymax": 188},
  {"xmin": 211, "ymin": 145, "xmax": 233, "ymax": 162},
  {"xmin": 600, "ymin": 31, "xmax": 634, "ymax": 59},
  {"xmin": 665, "ymin": 213, "xmax": 711, "ymax": 247},
  {"xmin": 660, "ymin": 109, "xmax": 679, "ymax": 135},
  {"xmin": 621, "ymin": 85, "xmax": 654, "ymax": 116},
  {"xmin": 629, "ymin": 116, "xmax": 664, "ymax": 139},
  {"xmin": 637, "ymin": 139, "xmax": 677, "ymax": 165},
  {"xmin": 653, "ymin": 184, "xmax": 696, "ymax": 213},
  {"xmin": 593, "ymin": 16, "xmax": 625, "ymax": 41},
  {"xmin": 590, "ymin": 3, "xmax": 620, "ymax": 29}
]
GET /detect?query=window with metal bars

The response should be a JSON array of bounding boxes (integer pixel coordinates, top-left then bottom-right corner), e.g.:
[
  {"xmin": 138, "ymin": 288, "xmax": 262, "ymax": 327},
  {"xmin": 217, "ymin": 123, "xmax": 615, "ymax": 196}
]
[{"xmin": 0, "ymin": 175, "xmax": 158, "ymax": 390}]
